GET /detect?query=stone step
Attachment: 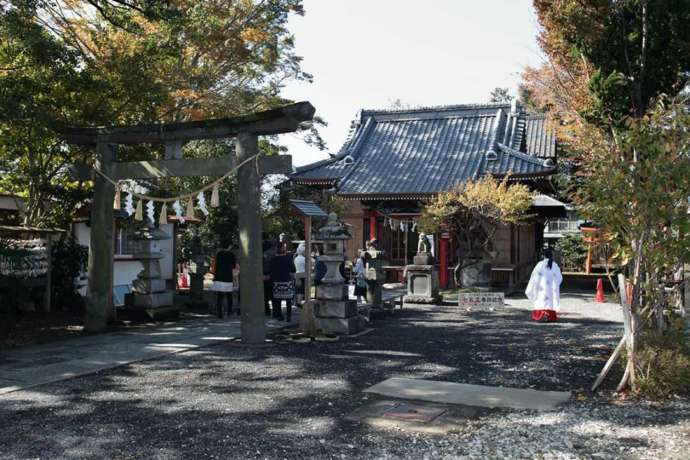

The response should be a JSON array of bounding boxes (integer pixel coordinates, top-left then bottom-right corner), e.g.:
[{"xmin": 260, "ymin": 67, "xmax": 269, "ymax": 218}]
[{"xmin": 364, "ymin": 377, "xmax": 571, "ymax": 411}]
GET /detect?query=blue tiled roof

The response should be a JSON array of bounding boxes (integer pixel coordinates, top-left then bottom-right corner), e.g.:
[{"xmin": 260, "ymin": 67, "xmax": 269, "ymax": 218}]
[
  {"xmin": 292, "ymin": 103, "xmax": 556, "ymax": 196},
  {"xmin": 524, "ymin": 114, "xmax": 557, "ymax": 158}
]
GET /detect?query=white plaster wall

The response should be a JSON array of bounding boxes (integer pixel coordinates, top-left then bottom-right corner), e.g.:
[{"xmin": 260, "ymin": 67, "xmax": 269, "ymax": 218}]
[
  {"xmin": 74, "ymin": 221, "xmax": 90, "ymax": 248},
  {"xmin": 73, "ymin": 222, "xmax": 176, "ymax": 293},
  {"xmin": 113, "ymin": 260, "xmax": 143, "ymax": 286}
]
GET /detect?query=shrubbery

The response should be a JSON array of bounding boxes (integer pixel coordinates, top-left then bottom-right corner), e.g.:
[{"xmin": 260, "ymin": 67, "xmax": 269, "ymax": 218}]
[
  {"xmin": 51, "ymin": 237, "xmax": 88, "ymax": 311},
  {"xmin": 633, "ymin": 318, "xmax": 690, "ymax": 399},
  {"xmin": 555, "ymin": 233, "xmax": 587, "ymax": 272}
]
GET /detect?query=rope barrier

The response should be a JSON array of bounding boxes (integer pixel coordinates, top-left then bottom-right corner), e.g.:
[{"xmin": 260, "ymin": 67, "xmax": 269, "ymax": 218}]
[{"xmin": 93, "ymin": 153, "xmax": 261, "ymax": 203}]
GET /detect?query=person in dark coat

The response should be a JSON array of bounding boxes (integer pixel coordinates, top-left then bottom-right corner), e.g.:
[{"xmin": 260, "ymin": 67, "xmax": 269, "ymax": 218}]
[
  {"xmin": 211, "ymin": 241, "xmax": 237, "ymax": 318},
  {"xmin": 269, "ymin": 245, "xmax": 296, "ymax": 321}
]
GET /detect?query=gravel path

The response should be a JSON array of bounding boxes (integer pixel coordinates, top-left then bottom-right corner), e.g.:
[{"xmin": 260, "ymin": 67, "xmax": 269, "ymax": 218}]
[{"xmin": 1, "ymin": 295, "xmax": 688, "ymax": 459}]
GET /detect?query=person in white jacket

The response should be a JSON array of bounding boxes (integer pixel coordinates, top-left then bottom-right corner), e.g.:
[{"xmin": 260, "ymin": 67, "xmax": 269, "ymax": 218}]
[
  {"xmin": 294, "ymin": 243, "xmax": 306, "ymax": 302},
  {"xmin": 525, "ymin": 248, "xmax": 563, "ymax": 322}
]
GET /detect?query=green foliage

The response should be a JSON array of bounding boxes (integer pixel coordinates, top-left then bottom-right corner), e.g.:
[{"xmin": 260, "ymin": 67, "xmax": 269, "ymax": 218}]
[
  {"xmin": 264, "ymin": 181, "xmax": 344, "ymax": 244},
  {"xmin": 634, "ymin": 318, "xmax": 690, "ymax": 399},
  {"xmin": 419, "ymin": 176, "xmax": 534, "ymax": 259},
  {"xmin": 533, "ymin": 0, "xmax": 690, "ymax": 393},
  {"xmin": 489, "ymin": 87, "xmax": 513, "ymax": 104},
  {"xmin": 534, "ymin": 0, "xmax": 690, "ymax": 123},
  {"xmin": 50, "ymin": 237, "xmax": 88, "ymax": 312},
  {"xmin": 555, "ymin": 233, "xmax": 588, "ymax": 271},
  {"xmin": 0, "ymin": 0, "xmax": 313, "ymax": 228},
  {"xmin": 576, "ymin": 98, "xmax": 690, "ymax": 278}
]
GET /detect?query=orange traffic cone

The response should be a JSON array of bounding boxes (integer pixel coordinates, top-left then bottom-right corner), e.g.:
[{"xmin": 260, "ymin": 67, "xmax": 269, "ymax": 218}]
[{"xmin": 595, "ymin": 278, "xmax": 605, "ymax": 303}]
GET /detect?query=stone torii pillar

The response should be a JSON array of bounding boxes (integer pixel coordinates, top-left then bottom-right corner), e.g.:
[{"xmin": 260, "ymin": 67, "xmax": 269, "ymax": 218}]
[{"xmin": 61, "ymin": 102, "xmax": 316, "ymax": 344}]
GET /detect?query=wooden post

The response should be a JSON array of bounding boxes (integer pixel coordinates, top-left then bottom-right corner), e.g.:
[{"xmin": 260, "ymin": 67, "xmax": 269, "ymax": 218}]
[
  {"xmin": 591, "ymin": 274, "xmax": 633, "ymax": 392},
  {"xmin": 236, "ymin": 132, "xmax": 266, "ymax": 344},
  {"xmin": 85, "ymin": 142, "xmax": 116, "ymax": 331},
  {"xmin": 439, "ymin": 233, "xmax": 449, "ymax": 289},
  {"xmin": 585, "ymin": 243, "xmax": 593, "ymax": 274},
  {"xmin": 301, "ymin": 216, "xmax": 317, "ymax": 335}
]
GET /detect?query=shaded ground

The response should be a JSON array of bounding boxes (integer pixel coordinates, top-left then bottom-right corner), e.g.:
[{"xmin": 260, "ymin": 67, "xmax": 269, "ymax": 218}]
[
  {"xmin": 1, "ymin": 296, "xmax": 689, "ymax": 459},
  {"xmin": 0, "ymin": 310, "xmax": 84, "ymax": 348},
  {"xmin": 0, "ymin": 306, "xmax": 221, "ymax": 349}
]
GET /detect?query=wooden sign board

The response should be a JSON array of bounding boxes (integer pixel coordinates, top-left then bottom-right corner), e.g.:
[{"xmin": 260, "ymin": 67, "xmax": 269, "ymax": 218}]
[{"xmin": 458, "ymin": 292, "xmax": 504, "ymax": 310}]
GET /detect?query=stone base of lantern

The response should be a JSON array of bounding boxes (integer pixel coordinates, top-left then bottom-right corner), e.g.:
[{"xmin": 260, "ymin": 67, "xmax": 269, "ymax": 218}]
[
  {"xmin": 404, "ymin": 265, "xmax": 440, "ymax": 304},
  {"xmin": 314, "ymin": 281, "xmax": 365, "ymax": 335},
  {"xmin": 132, "ymin": 278, "xmax": 167, "ymax": 293},
  {"xmin": 316, "ymin": 283, "xmax": 348, "ymax": 300},
  {"xmin": 127, "ymin": 292, "xmax": 178, "ymax": 319},
  {"xmin": 316, "ymin": 299, "xmax": 358, "ymax": 318},
  {"xmin": 132, "ymin": 291, "xmax": 174, "ymax": 308},
  {"xmin": 316, "ymin": 315, "xmax": 367, "ymax": 335}
]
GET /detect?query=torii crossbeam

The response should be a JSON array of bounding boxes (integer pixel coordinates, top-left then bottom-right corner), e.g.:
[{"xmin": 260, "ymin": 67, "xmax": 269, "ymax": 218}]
[{"xmin": 60, "ymin": 102, "xmax": 315, "ymax": 344}]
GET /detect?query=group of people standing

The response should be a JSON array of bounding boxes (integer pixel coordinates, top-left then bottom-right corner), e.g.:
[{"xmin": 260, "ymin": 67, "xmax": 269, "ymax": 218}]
[
  {"xmin": 210, "ymin": 237, "xmax": 374, "ymax": 320},
  {"xmin": 209, "ymin": 239, "xmax": 299, "ymax": 321}
]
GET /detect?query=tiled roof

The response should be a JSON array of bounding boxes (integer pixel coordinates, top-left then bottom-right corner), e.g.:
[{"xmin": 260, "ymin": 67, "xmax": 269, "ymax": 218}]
[
  {"xmin": 486, "ymin": 144, "xmax": 555, "ymax": 176},
  {"xmin": 291, "ymin": 103, "xmax": 556, "ymax": 196},
  {"xmin": 524, "ymin": 114, "xmax": 557, "ymax": 158}
]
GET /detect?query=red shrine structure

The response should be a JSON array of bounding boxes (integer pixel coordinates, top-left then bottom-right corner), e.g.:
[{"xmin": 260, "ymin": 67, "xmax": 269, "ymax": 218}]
[{"xmin": 291, "ymin": 102, "xmax": 564, "ymax": 289}]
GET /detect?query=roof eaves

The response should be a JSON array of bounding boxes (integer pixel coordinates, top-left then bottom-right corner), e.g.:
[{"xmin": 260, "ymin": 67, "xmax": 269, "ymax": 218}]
[
  {"xmin": 335, "ymin": 117, "xmax": 376, "ymax": 188},
  {"xmin": 496, "ymin": 143, "xmax": 554, "ymax": 168},
  {"xmin": 293, "ymin": 157, "xmax": 339, "ymax": 175}
]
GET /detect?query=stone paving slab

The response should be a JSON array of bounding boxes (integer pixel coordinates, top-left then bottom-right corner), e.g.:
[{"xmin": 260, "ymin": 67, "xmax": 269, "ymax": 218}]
[
  {"xmin": 364, "ymin": 377, "xmax": 571, "ymax": 411},
  {"xmin": 0, "ymin": 317, "xmax": 293, "ymax": 395}
]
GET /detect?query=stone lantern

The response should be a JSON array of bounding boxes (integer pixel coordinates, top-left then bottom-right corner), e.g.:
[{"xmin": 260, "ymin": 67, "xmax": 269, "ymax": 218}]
[
  {"xmin": 128, "ymin": 225, "xmax": 176, "ymax": 318},
  {"xmin": 361, "ymin": 239, "xmax": 388, "ymax": 308},
  {"xmin": 314, "ymin": 212, "xmax": 365, "ymax": 335}
]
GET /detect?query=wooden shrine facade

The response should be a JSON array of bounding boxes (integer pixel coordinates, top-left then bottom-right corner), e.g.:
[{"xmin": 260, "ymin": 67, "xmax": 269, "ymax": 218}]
[{"xmin": 291, "ymin": 103, "xmax": 562, "ymax": 289}]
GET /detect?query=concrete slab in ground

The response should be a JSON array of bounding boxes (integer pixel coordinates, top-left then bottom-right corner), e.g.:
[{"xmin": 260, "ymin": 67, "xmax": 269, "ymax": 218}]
[
  {"xmin": 364, "ymin": 377, "xmax": 571, "ymax": 411},
  {"xmin": 347, "ymin": 398, "xmax": 490, "ymax": 435},
  {"xmin": 0, "ymin": 316, "xmax": 296, "ymax": 395}
]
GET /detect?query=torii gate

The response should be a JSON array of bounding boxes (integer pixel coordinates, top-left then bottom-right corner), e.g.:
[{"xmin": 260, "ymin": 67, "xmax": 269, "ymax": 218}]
[{"xmin": 61, "ymin": 102, "xmax": 315, "ymax": 344}]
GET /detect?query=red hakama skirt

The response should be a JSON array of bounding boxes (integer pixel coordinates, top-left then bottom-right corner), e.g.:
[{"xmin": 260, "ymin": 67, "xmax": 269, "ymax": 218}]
[{"xmin": 531, "ymin": 309, "xmax": 558, "ymax": 322}]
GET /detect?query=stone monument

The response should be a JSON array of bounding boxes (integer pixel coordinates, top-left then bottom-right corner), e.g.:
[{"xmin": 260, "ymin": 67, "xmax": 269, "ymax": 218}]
[
  {"xmin": 127, "ymin": 225, "xmax": 177, "ymax": 319},
  {"xmin": 404, "ymin": 233, "xmax": 440, "ymax": 303},
  {"xmin": 314, "ymin": 213, "xmax": 365, "ymax": 335}
]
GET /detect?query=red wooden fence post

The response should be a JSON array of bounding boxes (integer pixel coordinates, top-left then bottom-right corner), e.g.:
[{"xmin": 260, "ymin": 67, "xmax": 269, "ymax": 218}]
[{"xmin": 369, "ymin": 210, "xmax": 378, "ymax": 240}]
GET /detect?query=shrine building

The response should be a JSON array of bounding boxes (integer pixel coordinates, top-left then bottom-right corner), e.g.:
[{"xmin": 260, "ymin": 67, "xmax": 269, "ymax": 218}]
[{"xmin": 290, "ymin": 102, "xmax": 562, "ymax": 289}]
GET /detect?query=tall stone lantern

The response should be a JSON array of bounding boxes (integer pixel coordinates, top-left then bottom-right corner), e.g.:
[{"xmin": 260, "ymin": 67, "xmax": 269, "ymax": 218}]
[
  {"xmin": 128, "ymin": 225, "xmax": 177, "ymax": 318},
  {"xmin": 314, "ymin": 213, "xmax": 365, "ymax": 335}
]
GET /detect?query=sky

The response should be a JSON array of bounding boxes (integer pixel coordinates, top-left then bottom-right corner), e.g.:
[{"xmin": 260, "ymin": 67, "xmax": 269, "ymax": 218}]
[{"xmin": 278, "ymin": 0, "xmax": 546, "ymax": 167}]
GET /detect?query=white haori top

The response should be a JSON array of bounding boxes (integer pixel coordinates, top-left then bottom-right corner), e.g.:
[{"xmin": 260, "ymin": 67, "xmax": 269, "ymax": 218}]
[
  {"xmin": 525, "ymin": 258, "xmax": 563, "ymax": 311},
  {"xmin": 294, "ymin": 242, "xmax": 306, "ymax": 274}
]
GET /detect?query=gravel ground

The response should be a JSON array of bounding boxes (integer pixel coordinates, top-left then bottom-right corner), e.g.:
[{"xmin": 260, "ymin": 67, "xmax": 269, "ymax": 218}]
[{"xmin": 1, "ymin": 297, "xmax": 689, "ymax": 459}]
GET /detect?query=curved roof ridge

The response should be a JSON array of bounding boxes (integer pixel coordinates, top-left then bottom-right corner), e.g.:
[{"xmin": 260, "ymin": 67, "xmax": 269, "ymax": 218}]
[{"xmin": 361, "ymin": 102, "xmax": 514, "ymax": 117}]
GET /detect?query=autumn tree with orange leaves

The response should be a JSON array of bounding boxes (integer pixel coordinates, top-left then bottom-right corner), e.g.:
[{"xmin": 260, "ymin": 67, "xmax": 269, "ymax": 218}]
[{"xmin": 523, "ymin": 0, "xmax": 690, "ymax": 396}]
